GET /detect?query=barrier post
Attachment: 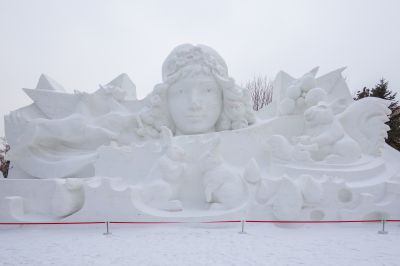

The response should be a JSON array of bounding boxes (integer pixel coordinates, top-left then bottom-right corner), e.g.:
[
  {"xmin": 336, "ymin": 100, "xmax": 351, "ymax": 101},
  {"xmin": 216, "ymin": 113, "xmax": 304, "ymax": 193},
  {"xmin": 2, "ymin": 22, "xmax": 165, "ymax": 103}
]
[
  {"xmin": 239, "ymin": 219, "xmax": 247, "ymax": 234},
  {"xmin": 378, "ymin": 219, "xmax": 388, "ymax": 235},
  {"xmin": 103, "ymin": 221, "xmax": 111, "ymax": 235}
]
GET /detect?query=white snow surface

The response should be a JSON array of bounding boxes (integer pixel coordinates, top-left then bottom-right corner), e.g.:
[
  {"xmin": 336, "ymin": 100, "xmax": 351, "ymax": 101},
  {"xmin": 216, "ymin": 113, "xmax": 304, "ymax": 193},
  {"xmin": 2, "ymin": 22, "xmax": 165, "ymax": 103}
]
[{"xmin": 1, "ymin": 223, "xmax": 399, "ymax": 266}]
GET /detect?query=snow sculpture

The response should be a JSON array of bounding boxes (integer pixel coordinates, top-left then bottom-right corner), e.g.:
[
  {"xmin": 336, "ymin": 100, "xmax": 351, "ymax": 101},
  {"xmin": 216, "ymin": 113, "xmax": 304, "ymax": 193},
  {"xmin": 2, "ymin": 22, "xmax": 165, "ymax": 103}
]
[
  {"xmin": 243, "ymin": 158, "xmax": 262, "ymax": 184},
  {"xmin": 298, "ymin": 101, "xmax": 362, "ymax": 163},
  {"xmin": 5, "ymin": 44, "xmax": 255, "ymax": 180},
  {"xmin": 51, "ymin": 179, "xmax": 84, "ymax": 218},
  {"xmin": 270, "ymin": 97, "xmax": 390, "ymax": 164},
  {"xmin": 1, "ymin": 44, "xmax": 400, "ymax": 224},
  {"xmin": 267, "ymin": 68, "xmax": 390, "ymax": 164},
  {"xmin": 200, "ymin": 139, "xmax": 247, "ymax": 210},
  {"xmin": 255, "ymin": 174, "xmax": 324, "ymax": 220},
  {"xmin": 5, "ymin": 73, "xmax": 139, "ymax": 179},
  {"xmin": 278, "ymin": 68, "xmax": 322, "ymax": 115},
  {"xmin": 298, "ymin": 174, "xmax": 323, "ymax": 204},
  {"xmin": 272, "ymin": 176, "xmax": 303, "ymax": 220},
  {"xmin": 139, "ymin": 132, "xmax": 248, "ymax": 212},
  {"xmin": 137, "ymin": 44, "xmax": 255, "ymax": 137},
  {"xmin": 140, "ymin": 127, "xmax": 187, "ymax": 212}
]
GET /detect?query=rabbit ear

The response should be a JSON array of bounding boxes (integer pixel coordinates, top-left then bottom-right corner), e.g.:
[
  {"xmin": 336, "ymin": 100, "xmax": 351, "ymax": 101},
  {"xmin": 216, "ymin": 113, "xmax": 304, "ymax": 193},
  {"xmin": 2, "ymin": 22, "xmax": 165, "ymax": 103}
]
[
  {"xmin": 201, "ymin": 137, "xmax": 223, "ymax": 167},
  {"xmin": 200, "ymin": 137, "xmax": 221, "ymax": 157},
  {"xmin": 160, "ymin": 126, "xmax": 173, "ymax": 147},
  {"xmin": 306, "ymin": 66, "xmax": 319, "ymax": 78}
]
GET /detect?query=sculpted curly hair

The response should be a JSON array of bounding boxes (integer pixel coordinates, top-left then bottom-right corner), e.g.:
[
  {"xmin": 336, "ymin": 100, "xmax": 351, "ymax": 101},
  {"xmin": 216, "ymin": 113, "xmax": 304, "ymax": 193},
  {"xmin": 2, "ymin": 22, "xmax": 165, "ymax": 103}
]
[{"xmin": 136, "ymin": 44, "xmax": 255, "ymax": 138}]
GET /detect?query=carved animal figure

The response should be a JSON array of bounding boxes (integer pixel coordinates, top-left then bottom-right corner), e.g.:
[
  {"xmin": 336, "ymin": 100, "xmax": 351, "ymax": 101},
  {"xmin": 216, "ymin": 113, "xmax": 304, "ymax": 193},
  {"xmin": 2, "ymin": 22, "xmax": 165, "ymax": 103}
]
[
  {"xmin": 299, "ymin": 102, "xmax": 362, "ymax": 163},
  {"xmin": 200, "ymin": 139, "xmax": 247, "ymax": 209},
  {"xmin": 140, "ymin": 127, "xmax": 186, "ymax": 211}
]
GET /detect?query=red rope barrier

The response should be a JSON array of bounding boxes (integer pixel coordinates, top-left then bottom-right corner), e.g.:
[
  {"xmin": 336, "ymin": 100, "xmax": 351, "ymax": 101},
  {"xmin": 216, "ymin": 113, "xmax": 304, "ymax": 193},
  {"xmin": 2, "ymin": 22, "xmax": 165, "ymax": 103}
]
[
  {"xmin": 110, "ymin": 220, "xmax": 243, "ymax": 224},
  {"xmin": 245, "ymin": 220, "xmax": 384, "ymax": 224},
  {"xmin": 255, "ymin": 219, "xmax": 400, "ymax": 223},
  {"xmin": 0, "ymin": 219, "xmax": 399, "ymax": 225},
  {"xmin": 0, "ymin": 221, "xmax": 105, "ymax": 225},
  {"xmin": 110, "ymin": 221, "xmax": 183, "ymax": 224}
]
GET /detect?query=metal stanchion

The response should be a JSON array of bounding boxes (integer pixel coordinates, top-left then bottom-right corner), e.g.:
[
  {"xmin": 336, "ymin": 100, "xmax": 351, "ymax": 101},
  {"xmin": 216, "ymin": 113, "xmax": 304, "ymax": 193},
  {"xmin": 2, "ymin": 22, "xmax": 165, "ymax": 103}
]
[
  {"xmin": 239, "ymin": 220, "xmax": 247, "ymax": 234},
  {"xmin": 103, "ymin": 221, "xmax": 112, "ymax": 235},
  {"xmin": 378, "ymin": 219, "xmax": 388, "ymax": 235}
]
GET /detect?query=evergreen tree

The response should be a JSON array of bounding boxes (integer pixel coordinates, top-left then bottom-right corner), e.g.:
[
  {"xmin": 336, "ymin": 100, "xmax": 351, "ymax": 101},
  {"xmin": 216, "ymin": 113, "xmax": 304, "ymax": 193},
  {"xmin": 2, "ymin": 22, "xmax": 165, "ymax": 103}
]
[
  {"xmin": 354, "ymin": 79, "xmax": 400, "ymax": 151},
  {"xmin": 353, "ymin": 87, "xmax": 370, "ymax": 100},
  {"xmin": 0, "ymin": 137, "xmax": 10, "ymax": 178}
]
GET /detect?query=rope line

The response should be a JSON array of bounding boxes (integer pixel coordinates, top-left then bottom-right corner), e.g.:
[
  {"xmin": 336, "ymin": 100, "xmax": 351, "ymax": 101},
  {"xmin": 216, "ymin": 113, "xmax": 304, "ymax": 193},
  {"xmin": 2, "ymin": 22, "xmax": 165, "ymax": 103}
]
[{"xmin": 1, "ymin": 219, "xmax": 400, "ymax": 225}]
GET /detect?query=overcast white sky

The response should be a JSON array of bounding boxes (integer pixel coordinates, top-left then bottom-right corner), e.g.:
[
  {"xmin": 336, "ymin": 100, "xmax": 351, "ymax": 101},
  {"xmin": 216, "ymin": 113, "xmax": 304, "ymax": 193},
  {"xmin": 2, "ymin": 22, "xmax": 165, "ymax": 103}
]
[{"xmin": 1, "ymin": 0, "xmax": 399, "ymax": 136}]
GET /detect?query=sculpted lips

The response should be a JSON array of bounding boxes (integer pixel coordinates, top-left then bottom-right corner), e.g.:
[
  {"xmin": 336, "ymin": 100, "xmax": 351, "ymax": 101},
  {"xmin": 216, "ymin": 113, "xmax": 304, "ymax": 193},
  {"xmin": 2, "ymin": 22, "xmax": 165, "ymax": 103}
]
[
  {"xmin": 186, "ymin": 113, "xmax": 205, "ymax": 119},
  {"xmin": 186, "ymin": 113, "xmax": 206, "ymax": 122}
]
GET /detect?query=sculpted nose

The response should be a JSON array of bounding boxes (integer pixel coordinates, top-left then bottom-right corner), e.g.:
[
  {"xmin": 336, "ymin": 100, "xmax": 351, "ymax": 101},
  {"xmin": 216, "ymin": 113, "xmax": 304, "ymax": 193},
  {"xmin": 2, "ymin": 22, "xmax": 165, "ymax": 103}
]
[
  {"xmin": 189, "ymin": 92, "xmax": 202, "ymax": 110},
  {"xmin": 190, "ymin": 100, "xmax": 201, "ymax": 110}
]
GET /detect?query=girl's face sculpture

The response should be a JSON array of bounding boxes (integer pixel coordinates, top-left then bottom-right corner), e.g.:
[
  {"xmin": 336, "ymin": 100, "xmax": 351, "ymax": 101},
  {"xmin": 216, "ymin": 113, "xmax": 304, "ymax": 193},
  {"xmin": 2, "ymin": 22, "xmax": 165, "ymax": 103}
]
[{"xmin": 167, "ymin": 74, "xmax": 222, "ymax": 135}]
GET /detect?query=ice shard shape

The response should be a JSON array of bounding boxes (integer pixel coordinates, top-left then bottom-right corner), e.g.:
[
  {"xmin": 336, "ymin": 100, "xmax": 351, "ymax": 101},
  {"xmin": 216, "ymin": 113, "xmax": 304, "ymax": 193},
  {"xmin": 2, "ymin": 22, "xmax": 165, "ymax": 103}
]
[
  {"xmin": 106, "ymin": 73, "xmax": 137, "ymax": 100},
  {"xmin": 35, "ymin": 74, "xmax": 66, "ymax": 92}
]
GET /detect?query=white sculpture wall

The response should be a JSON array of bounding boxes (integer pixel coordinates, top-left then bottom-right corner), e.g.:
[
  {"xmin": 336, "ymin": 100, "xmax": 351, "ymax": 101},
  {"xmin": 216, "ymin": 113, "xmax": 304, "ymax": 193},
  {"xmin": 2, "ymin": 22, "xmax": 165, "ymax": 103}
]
[{"xmin": 1, "ymin": 44, "xmax": 400, "ymax": 223}]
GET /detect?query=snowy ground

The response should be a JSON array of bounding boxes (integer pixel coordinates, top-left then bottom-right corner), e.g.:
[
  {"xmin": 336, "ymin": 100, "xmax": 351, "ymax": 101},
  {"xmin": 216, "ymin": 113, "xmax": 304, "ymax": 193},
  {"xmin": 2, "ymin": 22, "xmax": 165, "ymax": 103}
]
[{"xmin": 1, "ymin": 223, "xmax": 399, "ymax": 266}]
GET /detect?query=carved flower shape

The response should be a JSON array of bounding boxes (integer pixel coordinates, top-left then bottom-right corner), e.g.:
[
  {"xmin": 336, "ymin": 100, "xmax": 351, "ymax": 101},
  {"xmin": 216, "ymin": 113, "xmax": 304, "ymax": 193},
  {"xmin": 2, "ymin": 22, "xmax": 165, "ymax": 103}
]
[{"xmin": 162, "ymin": 44, "xmax": 228, "ymax": 81}]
